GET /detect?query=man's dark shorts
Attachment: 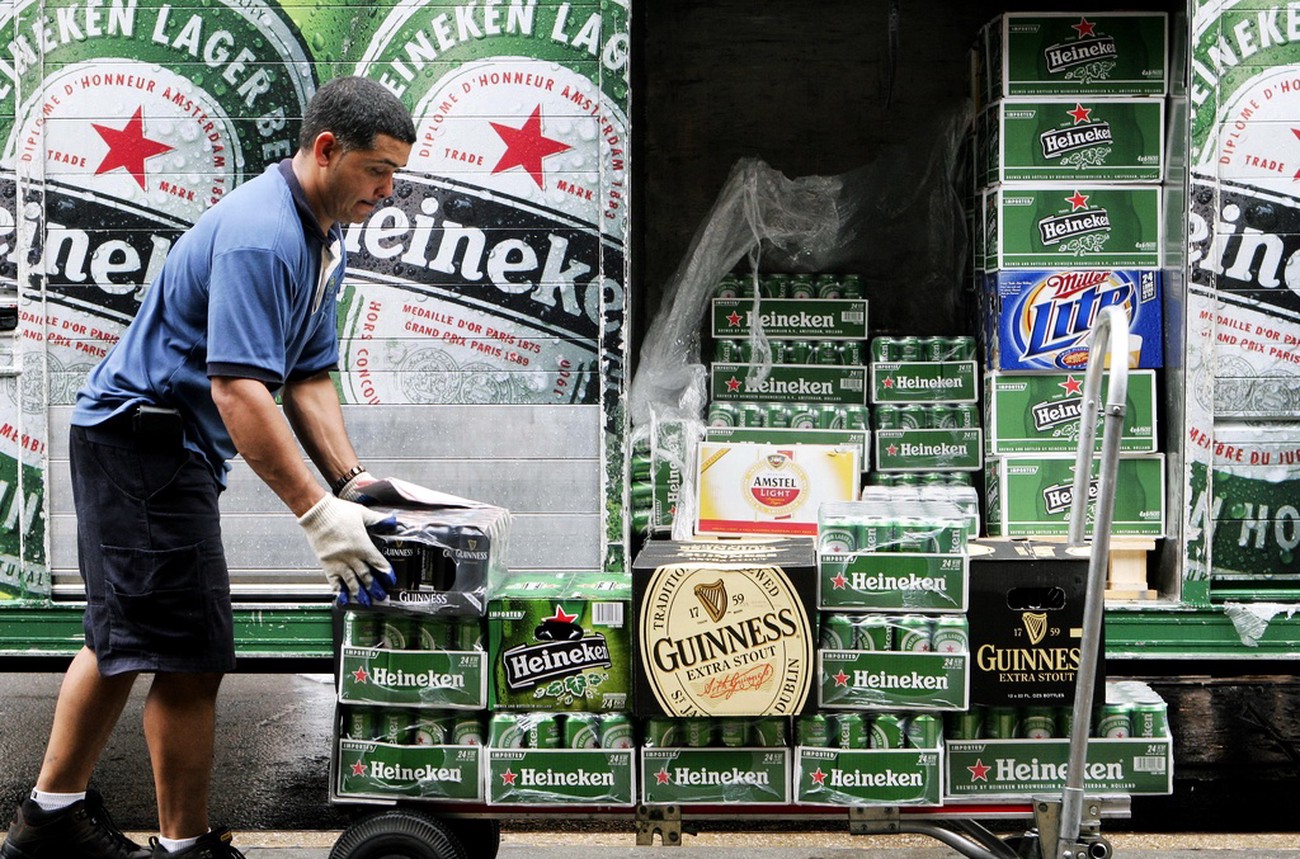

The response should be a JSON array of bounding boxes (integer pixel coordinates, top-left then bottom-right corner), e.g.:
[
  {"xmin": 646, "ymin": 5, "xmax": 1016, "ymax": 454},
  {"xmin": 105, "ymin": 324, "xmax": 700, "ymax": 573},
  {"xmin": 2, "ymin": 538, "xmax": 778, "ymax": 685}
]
[{"xmin": 71, "ymin": 418, "xmax": 235, "ymax": 676}]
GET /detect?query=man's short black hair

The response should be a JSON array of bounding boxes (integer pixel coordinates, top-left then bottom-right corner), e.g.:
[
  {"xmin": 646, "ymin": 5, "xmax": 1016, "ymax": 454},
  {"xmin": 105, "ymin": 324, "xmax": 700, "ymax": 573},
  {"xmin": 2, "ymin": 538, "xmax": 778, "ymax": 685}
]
[{"xmin": 298, "ymin": 76, "xmax": 417, "ymax": 153}]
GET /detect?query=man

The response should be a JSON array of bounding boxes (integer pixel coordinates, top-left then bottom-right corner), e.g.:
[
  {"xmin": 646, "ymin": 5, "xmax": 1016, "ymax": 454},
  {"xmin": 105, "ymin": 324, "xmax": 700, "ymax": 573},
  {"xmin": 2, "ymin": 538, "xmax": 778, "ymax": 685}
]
[{"xmin": 0, "ymin": 76, "xmax": 416, "ymax": 859}]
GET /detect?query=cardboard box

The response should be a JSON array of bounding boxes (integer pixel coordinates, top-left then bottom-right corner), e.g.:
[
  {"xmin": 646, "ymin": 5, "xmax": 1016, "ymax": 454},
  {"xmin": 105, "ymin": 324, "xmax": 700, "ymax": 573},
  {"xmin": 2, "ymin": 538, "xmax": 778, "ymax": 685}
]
[
  {"xmin": 695, "ymin": 442, "xmax": 859, "ymax": 537},
  {"xmin": 870, "ymin": 361, "xmax": 978, "ymax": 404},
  {"xmin": 984, "ymin": 269, "xmax": 1163, "ymax": 370},
  {"xmin": 335, "ymin": 740, "xmax": 484, "ymax": 802},
  {"xmin": 967, "ymin": 539, "xmax": 1098, "ymax": 707},
  {"xmin": 711, "ymin": 297, "xmax": 869, "ymax": 340},
  {"xmin": 487, "ymin": 748, "xmax": 635, "ymax": 805},
  {"xmin": 945, "ymin": 736, "xmax": 1172, "ymax": 797},
  {"xmin": 981, "ymin": 98, "xmax": 1165, "ymax": 184},
  {"xmin": 487, "ymin": 572, "xmax": 632, "ymax": 712},
  {"xmin": 819, "ymin": 554, "xmax": 968, "ymax": 613},
  {"xmin": 874, "ymin": 428, "xmax": 983, "ymax": 472},
  {"xmin": 711, "ymin": 363, "xmax": 867, "ymax": 405},
  {"xmin": 632, "ymin": 538, "xmax": 817, "ymax": 718},
  {"xmin": 989, "ymin": 186, "xmax": 1163, "ymax": 270},
  {"xmin": 985, "ymin": 454, "xmax": 1166, "ymax": 537},
  {"xmin": 795, "ymin": 747, "xmax": 943, "ymax": 806},
  {"xmin": 986, "ymin": 370, "xmax": 1158, "ymax": 454},
  {"xmin": 641, "ymin": 748, "xmax": 791, "ymax": 804},
  {"xmin": 818, "ymin": 650, "xmax": 970, "ymax": 711},
  {"xmin": 705, "ymin": 426, "xmax": 871, "ymax": 472}
]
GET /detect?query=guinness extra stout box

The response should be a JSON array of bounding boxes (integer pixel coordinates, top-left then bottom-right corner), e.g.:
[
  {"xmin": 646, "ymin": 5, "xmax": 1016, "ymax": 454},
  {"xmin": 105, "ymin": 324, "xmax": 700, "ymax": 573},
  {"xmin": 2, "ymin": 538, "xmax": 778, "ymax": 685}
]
[
  {"xmin": 967, "ymin": 540, "xmax": 1098, "ymax": 707},
  {"xmin": 488, "ymin": 572, "xmax": 633, "ymax": 713},
  {"xmin": 632, "ymin": 539, "xmax": 817, "ymax": 717}
]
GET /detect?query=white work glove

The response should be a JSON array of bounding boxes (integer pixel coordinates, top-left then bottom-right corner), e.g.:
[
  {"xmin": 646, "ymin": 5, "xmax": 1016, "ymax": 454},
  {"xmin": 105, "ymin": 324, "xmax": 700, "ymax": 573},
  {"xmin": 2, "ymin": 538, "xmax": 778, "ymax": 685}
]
[
  {"xmin": 298, "ymin": 494, "xmax": 395, "ymax": 606},
  {"xmin": 336, "ymin": 470, "xmax": 376, "ymax": 502}
]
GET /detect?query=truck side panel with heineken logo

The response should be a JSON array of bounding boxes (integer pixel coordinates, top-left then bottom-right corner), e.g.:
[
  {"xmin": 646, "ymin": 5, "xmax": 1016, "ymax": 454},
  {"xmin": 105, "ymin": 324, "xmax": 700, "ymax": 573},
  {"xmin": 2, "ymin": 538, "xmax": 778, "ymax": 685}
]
[{"xmin": 0, "ymin": 0, "xmax": 630, "ymax": 603}]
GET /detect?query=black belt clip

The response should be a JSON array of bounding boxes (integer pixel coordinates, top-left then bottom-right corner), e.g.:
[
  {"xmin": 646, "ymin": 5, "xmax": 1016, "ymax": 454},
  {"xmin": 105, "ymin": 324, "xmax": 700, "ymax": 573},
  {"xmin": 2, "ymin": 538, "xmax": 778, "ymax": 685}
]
[{"xmin": 132, "ymin": 403, "xmax": 185, "ymax": 446}]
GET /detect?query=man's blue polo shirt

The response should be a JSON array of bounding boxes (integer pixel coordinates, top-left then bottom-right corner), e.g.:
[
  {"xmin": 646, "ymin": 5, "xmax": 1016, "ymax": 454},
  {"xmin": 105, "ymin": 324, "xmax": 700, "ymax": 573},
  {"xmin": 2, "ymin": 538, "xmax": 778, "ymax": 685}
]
[{"xmin": 72, "ymin": 160, "xmax": 346, "ymax": 485}]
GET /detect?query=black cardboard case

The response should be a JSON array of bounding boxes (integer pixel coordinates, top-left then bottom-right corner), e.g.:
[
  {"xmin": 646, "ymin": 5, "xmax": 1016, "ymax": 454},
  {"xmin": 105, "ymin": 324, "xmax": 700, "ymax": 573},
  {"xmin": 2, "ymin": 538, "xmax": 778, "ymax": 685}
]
[
  {"xmin": 631, "ymin": 538, "xmax": 818, "ymax": 718},
  {"xmin": 967, "ymin": 540, "xmax": 1103, "ymax": 708}
]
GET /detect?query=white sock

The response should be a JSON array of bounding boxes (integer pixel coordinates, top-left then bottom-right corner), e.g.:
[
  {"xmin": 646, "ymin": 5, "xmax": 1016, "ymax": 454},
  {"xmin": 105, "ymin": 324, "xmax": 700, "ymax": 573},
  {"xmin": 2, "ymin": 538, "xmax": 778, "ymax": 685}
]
[
  {"xmin": 30, "ymin": 789, "xmax": 84, "ymax": 812},
  {"xmin": 157, "ymin": 833, "xmax": 204, "ymax": 853}
]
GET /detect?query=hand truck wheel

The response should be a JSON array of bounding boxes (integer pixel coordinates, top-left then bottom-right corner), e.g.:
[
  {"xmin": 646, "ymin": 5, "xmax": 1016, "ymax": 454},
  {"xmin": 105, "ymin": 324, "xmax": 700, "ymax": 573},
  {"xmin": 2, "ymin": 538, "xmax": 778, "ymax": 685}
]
[{"xmin": 329, "ymin": 808, "xmax": 469, "ymax": 859}]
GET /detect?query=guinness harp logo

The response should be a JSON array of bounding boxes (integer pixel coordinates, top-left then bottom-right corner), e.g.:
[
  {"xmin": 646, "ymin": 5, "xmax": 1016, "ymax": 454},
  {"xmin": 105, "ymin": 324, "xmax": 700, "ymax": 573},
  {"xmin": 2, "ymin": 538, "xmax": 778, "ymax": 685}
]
[
  {"xmin": 694, "ymin": 579, "xmax": 728, "ymax": 623},
  {"xmin": 1022, "ymin": 612, "xmax": 1049, "ymax": 646}
]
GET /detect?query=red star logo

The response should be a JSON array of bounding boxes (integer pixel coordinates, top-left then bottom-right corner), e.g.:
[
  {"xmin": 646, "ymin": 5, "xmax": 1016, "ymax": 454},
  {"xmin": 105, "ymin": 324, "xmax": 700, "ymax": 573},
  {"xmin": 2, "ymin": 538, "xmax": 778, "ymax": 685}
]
[
  {"xmin": 968, "ymin": 759, "xmax": 992, "ymax": 782},
  {"xmin": 726, "ymin": 311, "xmax": 742, "ymax": 327},
  {"xmin": 655, "ymin": 768, "xmax": 671, "ymax": 785},
  {"xmin": 1065, "ymin": 190, "xmax": 1090, "ymax": 211},
  {"xmin": 352, "ymin": 666, "xmax": 369, "ymax": 684},
  {"xmin": 833, "ymin": 670, "xmax": 850, "ymax": 687},
  {"xmin": 1072, "ymin": 17, "xmax": 1096, "ymax": 38},
  {"xmin": 490, "ymin": 106, "xmax": 571, "ymax": 189},
  {"xmin": 810, "ymin": 768, "xmax": 827, "ymax": 786},
  {"xmin": 726, "ymin": 376, "xmax": 741, "ymax": 393},
  {"xmin": 1067, "ymin": 103, "xmax": 1092, "ymax": 124},
  {"xmin": 1059, "ymin": 375, "xmax": 1084, "ymax": 396},
  {"xmin": 887, "ymin": 445, "xmax": 899, "ymax": 457},
  {"xmin": 501, "ymin": 768, "xmax": 517, "ymax": 786},
  {"xmin": 547, "ymin": 605, "xmax": 578, "ymax": 624},
  {"xmin": 831, "ymin": 572, "xmax": 848, "ymax": 590},
  {"xmin": 882, "ymin": 377, "xmax": 895, "ymax": 389},
  {"xmin": 351, "ymin": 761, "xmax": 367, "ymax": 776},
  {"xmin": 92, "ymin": 106, "xmax": 173, "ymax": 190}
]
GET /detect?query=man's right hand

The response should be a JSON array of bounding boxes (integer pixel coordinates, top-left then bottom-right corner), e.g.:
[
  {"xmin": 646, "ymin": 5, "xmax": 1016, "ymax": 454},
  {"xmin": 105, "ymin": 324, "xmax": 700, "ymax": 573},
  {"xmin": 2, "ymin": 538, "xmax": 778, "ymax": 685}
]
[{"xmin": 297, "ymin": 494, "xmax": 395, "ymax": 605}]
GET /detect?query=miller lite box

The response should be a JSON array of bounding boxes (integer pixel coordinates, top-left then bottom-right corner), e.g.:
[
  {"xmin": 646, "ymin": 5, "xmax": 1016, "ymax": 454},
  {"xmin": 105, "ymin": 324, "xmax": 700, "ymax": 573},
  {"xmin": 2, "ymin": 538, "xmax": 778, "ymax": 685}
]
[
  {"xmin": 359, "ymin": 479, "xmax": 511, "ymax": 617},
  {"xmin": 987, "ymin": 186, "xmax": 1163, "ymax": 270},
  {"xmin": 980, "ymin": 98, "xmax": 1165, "ymax": 185},
  {"xmin": 985, "ymin": 269, "xmax": 1163, "ymax": 370},
  {"xmin": 487, "ymin": 571, "xmax": 633, "ymax": 713},
  {"xmin": 966, "ymin": 539, "xmax": 1098, "ymax": 708},
  {"xmin": 631, "ymin": 538, "xmax": 818, "ymax": 718},
  {"xmin": 981, "ymin": 13, "xmax": 1169, "ymax": 99}
]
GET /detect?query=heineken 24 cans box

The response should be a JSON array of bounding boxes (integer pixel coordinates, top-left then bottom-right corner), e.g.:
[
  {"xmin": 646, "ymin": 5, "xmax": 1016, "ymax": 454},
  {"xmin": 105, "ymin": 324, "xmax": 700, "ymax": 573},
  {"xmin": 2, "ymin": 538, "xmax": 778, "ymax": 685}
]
[
  {"xmin": 641, "ymin": 748, "xmax": 791, "ymax": 805},
  {"xmin": 982, "ymin": 13, "xmax": 1169, "ymax": 99},
  {"xmin": 488, "ymin": 572, "xmax": 632, "ymax": 713},
  {"xmin": 711, "ymin": 298, "xmax": 869, "ymax": 341},
  {"xmin": 488, "ymin": 748, "xmax": 635, "ymax": 806},
  {"xmin": 984, "ymin": 269, "xmax": 1163, "ymax": 370},
  {"xmin": 986, "ymin": 370, "xmax": 1158, "ymax": 455},
  {"xmin": 632, "ymin": 538, "xmax": 817, "ymax": 718},
  {"xmin": 980, "ymin": 98, "xmax": 1165, "ymax": 184},
  {"xmin": 336, "ymin": 607, "xmax": 487, "ymax": 710},
  {"xmin": 985, "ymin": 454, "xmax": 1166, "ymax": 538},
  {"xmin": 966, "ymin": 540, "xmax": 1096, "ymax": 707},
  {"xmin": 795, "ymin": 748, "xmax": 942, "ymax": 806},
  {"xmin": 988, "ymin": 187, "xmax": 1163, "ymax": 270}
]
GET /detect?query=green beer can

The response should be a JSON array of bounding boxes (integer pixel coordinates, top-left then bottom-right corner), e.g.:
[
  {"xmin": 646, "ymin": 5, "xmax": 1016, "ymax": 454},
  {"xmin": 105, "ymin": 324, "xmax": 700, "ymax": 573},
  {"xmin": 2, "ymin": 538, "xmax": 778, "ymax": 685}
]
[
  {"xmin": 839, "ymin": 341, "xmax": 864, "ymax": 366},
  {"xmin": 715, "ymin": 277, "xmax": 741, "ymax": 299},
  {"xmin": 740, "ymin": 404, "xmax": 766, "ymax": 428},
  {"xmin": 380, "ymin": 708, "xmax": 412, "ymax": 744},
  {"xmin": 683, "ymin": 718, "xmax": 714, "ymax": 748},
  {"xmin": 714, "ymin": 338, "xmax": 741, "ymax": 362},
  {"xmin": 894, "ymin": 615, "xmax": 934, "ymax": 652},
  {"xmin": 751, "ymin": 718, "xmax": 789, "ymax": 748},
  {"xmin": 986, "ymin": 707, "xmax": 1021, "ymax": 739},
  {"xmin": 815, "ymin": 274, "xmax": 842, "ymax": 299},
  {"xmin": 708, "ymin": 402, "xmax": 739, "ymax": 427},
  {"xmin": 768, "ymin": 340, "xmax": 789, "ymax": 365},
  {"xmin": 790, "ymin": 275, "xmax": 816, "ymax": 300},
  {"xmin": 899, "ymin": 404, "xmax": 929, "ymax": 430},
  {"xmin": 818, "ymin": 404, "xmax": 844, "ymax": 429},
  {"xmin": 947, "ymin": 710, "xmax": 984, "ymax": 741},
  {"xmin": 841, "ymin": 275, "xmax": 865, "ymax": 299},
  {"xmin": 455, "ymin": 619, "xmax": 483, "ymax": 652},
  {"xmin": 632, "ymin": 511, "xmax": 652, "ymax": 536},
  {"xmin": 843, "ymin": 405, "xmax": 869, "ymax": 430},
  {"xmin": 379, "ymin": 615, "xmax": 417, "ymax": 650},
  {"xmin": 874, "ymin": 405, "xmax": 902, "ymax": 430},
  {"xmin": 599, "ymin": 714, "xmax": 635, "ymax": 749},
  {"xmin": 489, "ymin": 714, "xmax": 525, "ymax": 749},
  {"xmin": 820, "ymin": 613, "xmax": 857, "ymax": 650},
  {"xmin": 719, "ymin": 718, "xmax": 750, "ymax": 748},
  {"xmin": 788, "ymin": 340, "xmax": 815, "ymax": 365},
  {"xmin": 905, "ymin": 714, "xmax": 941, "ymax": 749},
  {"xmin": 765, "ymin": 402, "xmax": 791, "ymax": 428},
  {"xmin": 345, "ymin": 706, "xmax": 376, "ymax": 741},
  {"xmin": 1096, "ymin": 703, "xmax": 1133, "ymax": 739},
  {"xmin": 872, "ymin": 337, "xmax": 896, "ymax": 363},
  {"xmin": 833, "ymin": 713, "xmax": 868, "ymax": 750},
  {"xmin": 644, "ymin": 717, "xmax": 677, "ymax": 748},
  {"xmin": 412, "ymin": 711, "xmax": 453, "ymax": 746},
  {"xmin": 452, "ymin": 716, "xmax": 484, "ymax": 747},
  {"xmin": 895, "ymin": 336, "xmax": 923, "ymax": 362},
  {"xmin": 631, "ymin": 454, "xmax": 652, "ymax": 481},
  {"xmin": 819, "ymin": 523, "xmax": 856, "ymax": 555},
  {"xmin": 892, "ymin": 472, "xmax": 921, "ymax": 487},
  {"xmin": 1023, "ymin": 707, "xmax": 1057, "ymax": 739},
  {"xmin": 345, "ymin": 613, "xmax": 382, "ymax": 648},
  {"xmin": 763, "ymin": 273, "xmax": 791, "ymax": 299},
  {"xmin": 788, "ymin": 401, "xmax": 818, "ymax": 428},
  {"xmin": 795, "ymin": 714, "xmax": 831, "ymax": 748},
  {"xmin": 631, "ymin": 482, "xmax": 654, "ymax": 507},
  {"xmin": 856, "ymin": 614, "xmax": 893, "ymax": 651},
  {"xmin": 869, "ymin": 714, "xmax": 904, "ymax": 749},
  {"xmin": 932, "ymin": 617, "xmax": 970, "ymax": 654},
  {"xmin": 563, "ymin": 713, "xmax": 601, "ymax": 749},
  {"xmin": 931, "ymin": 404, "xmax": 960, "ymax": 429},
  {"xmin": 1057, "ymin": 707, "xmax": 1075, "ymax": 738},
  {"xmin": 1133, "ymin": 703, "xmax": 1168, "ymax": 739},
  {"xmin": 528, "ymin": 714, "xmax": 562, "ymax": 749},
  {"xmin": 814, "ymin": 342, "xmax": 840, "ymax": 366}
]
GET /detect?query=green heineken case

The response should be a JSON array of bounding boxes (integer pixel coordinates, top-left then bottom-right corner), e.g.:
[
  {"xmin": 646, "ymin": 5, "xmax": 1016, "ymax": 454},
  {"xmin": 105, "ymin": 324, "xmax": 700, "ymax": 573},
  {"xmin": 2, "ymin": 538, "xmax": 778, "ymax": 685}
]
[
  {"xmin": 487, "ymin": 749, "xmax": 635, "ymax": 805},
  {"xmin": 335, "ymin": 740, "xmax": 484, "ymax": 802},
  {"xmin": 640, "ymin": 748, "xmax": 792, "ymax": 805},
  {"xmin": 945, "ymin": 737, "xmax": 1173, "ymax": 798},
  {"xmin": 818, "ymin": 650, "xmax": 969, "ymax": 711},
  {"xmin": 985, "ymin": 454, "xmax": 1166, "ymax": 537},
  {"xmin": 488, "ymin": 572, "xmax": 633, "ymax": 712},
  {"xmin": 796, "ymin": 748, "xmax": 941, "ymax": 806},
  {"xmin": 987, "ymin": 12, "xmax": 1169, "ymax": 97},
  {"xmin": 986, "ymin": 371, "xmax": 1158, "ymax": 455},
  {"xmin": 991, "ymin": 186, "xmax": 1163, "ymax": 270},
  {"xmin": 711, "ymin": 298, "xmax": 869, "ymax": 340}
]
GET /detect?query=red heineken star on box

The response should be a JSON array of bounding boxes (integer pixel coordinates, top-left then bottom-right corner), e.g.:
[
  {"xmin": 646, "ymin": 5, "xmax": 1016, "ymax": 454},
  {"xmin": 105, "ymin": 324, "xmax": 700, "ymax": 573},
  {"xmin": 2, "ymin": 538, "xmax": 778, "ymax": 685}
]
[
  {"xmin": 1067, "ymin": 103, "xmax": 1092, "ymax": 124},
  {"xmin": 1059, "ymin": 376, "xmax": 1083, "ymax": 396},
  {"xmin": 834, "ymin": 670, "xmax": 850, "ymax": 687},
  {"xmin": 968, "ymin": 759, "xmax": 991, "ymax": 781},
  {"xmin": 811, "ymin": 768, "xmax": 827, "ymax": 785}
]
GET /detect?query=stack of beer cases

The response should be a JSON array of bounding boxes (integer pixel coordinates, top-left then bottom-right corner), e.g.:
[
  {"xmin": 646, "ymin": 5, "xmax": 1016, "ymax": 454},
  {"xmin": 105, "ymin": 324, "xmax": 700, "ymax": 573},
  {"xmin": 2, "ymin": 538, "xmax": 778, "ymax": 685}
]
[
  {"xmin": 868, "ymin": 335, "xmax": 983, "ymax": 488},
  {"xmin": 332, "ymin": 607, "xmax": 490, "ymax": 803},
  {"xmin": 629, "ymin": 419, "xmax": 696, "ymax": 538},
  {"xmin": 794, "ymin": 494, "xmax": 973, "ymax": 806},
  {"xmin": 484, "ymin": 571, "xmax": 637, "ymax": 805},
  {"xmin": 695, "ymin": 271, "xmax": 872, "ymax": 536},
  {"xmin": 971, "ymin": 13, "xmax": 1169, "ymax": 558}
]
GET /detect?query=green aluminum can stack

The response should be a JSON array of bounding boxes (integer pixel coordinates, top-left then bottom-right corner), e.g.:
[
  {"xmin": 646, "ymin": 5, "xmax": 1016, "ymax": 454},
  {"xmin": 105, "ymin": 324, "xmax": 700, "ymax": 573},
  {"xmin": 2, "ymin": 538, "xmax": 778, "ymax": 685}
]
[
  {"xmin": 856, "ymin": 614, "xmax": 894, "ymax": 651},
  {"xmin": 814, "ymin": 274, "xmax": 842, "ymax": 299},
  {"xmin": 708, "ymin": 402, "xmax": 739, "ymax": 427},
  {"xmin": 452, "ymin": 715, "xmax": 484, "ymax": 746},
  {"xmin": 751, "ymin": 718, "xmax": 788, "ymax": 747},
  {"xmin": 820, "ymin": 613, "xmax": 857, "ymax": 650},
  {"xmin": 893, "ymin": 615, "xmax": 934, "ymax": 653},
  {"xmin": 832, "ymin": 713, "xmax": 868, "ymax": 749},
  {"xmin": 788, "ymin": 401, "xmax": 818, "ymax": 428},
  {"xmin": 1095, "ymin": 703, "xmax": 1134, "ymax": 739},
  {"xmin": 599, "ymin": 714, "xmax": 635, "ymax": 749},
  {"xmin": 946, "ymin": 710, "xmax": 984, "ymax": 741},
  {"xmin": 412, "ymin": 710, "xmax": 455, "ymax": 746},
  {"xmin": 869, "ymin": 713, "xmax": 904, "ymax": 749},
  {"xmin": 985, "ymin": 707, "xmax": 1022, "ymax": 739},
  {"xmin": 790, "ymin": 275, "xmax": 816, "ymax": 300},
  {"xmin": 795, "ymin": 714, "xmax": 832, "ymax": 747},
  {"xmin": 904, "ymin": 714, "xmax": 942, "ymax": 749},
  {"xmin": 489, "ymin": 713, "xmax": 526, "ymax": 748},
  {"xmin": 683, "ymin": 717, "xmax": 715, "ymax": 748},
  {"xmin": 1022, "ymin": 707, "xmax": 1057, "ymax": 739},
  {"xmin": 644, "ymin": 717, "xmax": 678, "ymax": 749},
  {"xmin": 563, "ymin": 713, "xmax": 601, "ymax": 749},
  {"xmin": 719, "ymin": 718, "xmax": 750, "ymax": 748},
  {"xmin": 527, "ymin": 714, "xmax": 563, "ymax": 749},
  {"xmin": 932, "ymin": 616, "xmax": 970, "ymax": 654},
  {"xmin": 345, "ymin": 705, "xmax": 377, "ymax": 741}
]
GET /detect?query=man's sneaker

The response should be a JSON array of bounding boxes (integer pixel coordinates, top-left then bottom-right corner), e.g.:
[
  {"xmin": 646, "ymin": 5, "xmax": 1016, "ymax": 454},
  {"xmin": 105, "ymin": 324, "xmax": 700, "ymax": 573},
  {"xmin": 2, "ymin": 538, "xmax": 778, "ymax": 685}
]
[
  {"xmin": 149, "ymin": 828, "xmax": 244, "ymax": 859},
  {"xmin": 0, "ymin": 789, "xmax": 151, "ymax": 859}
]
